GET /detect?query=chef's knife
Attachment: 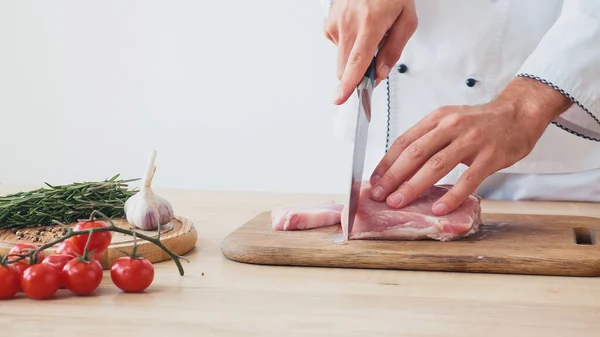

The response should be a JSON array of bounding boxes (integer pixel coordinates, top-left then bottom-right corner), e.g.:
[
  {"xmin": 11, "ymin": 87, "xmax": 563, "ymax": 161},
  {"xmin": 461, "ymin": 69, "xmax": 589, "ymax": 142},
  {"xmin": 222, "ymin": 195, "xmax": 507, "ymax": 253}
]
[{"xmin": 344, "ymin": 58, "xmax": 376, "ymax": 241}]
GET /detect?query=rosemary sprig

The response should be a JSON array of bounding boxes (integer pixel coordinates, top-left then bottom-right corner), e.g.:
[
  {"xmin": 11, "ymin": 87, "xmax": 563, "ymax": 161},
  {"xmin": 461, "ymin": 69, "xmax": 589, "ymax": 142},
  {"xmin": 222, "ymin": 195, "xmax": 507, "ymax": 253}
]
[{"xmin": 0, "ymin": 174, "xmax": 139, "ymax": 230}]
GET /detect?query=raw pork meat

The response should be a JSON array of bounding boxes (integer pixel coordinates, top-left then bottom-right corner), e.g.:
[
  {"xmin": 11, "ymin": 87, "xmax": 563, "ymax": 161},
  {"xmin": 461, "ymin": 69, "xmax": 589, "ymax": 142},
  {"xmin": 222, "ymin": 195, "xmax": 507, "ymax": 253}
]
[
  {"xmin": 341, "ymin": 182, "xmax": 481, "ymax": 241},
  {"xmin": 271, "ymin": 202, "xmax": 344, "ymax": 231},
  {"xmin": 271, "ymin": 181, "xmax": 481, "ymax": 241}
]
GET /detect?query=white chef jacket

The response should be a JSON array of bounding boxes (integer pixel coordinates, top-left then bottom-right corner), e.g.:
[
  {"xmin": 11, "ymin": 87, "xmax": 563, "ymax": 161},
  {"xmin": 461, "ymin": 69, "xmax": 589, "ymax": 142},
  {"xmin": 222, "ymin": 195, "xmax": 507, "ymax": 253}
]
[{"xmin": 321, "ymin": 0, "xmax": 600, "ymax": 202}]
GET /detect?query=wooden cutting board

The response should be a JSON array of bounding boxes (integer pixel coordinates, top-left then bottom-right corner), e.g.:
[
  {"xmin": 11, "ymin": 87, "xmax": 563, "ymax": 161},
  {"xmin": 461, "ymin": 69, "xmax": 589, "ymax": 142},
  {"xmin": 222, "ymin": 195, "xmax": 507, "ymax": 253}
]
[
  {"xmin": 0, "ymin": 216, "xmax": 197, "ymax": 269},
  {"xmin": 221, "ymin": 211, "xmax": 600, "ymax": 277}
]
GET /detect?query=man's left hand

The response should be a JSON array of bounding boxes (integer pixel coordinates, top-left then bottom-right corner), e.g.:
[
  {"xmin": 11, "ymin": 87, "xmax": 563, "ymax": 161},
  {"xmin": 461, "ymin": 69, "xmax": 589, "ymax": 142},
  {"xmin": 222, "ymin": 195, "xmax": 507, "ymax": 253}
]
[{"xmin": 368, "ymin": 76, "xmax": 572, "ymax": 215}]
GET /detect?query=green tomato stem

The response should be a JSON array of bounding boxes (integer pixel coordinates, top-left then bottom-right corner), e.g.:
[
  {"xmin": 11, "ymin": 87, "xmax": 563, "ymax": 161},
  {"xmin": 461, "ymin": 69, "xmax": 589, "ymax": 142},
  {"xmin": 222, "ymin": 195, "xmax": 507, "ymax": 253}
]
[
  {"xmin": 131, "ymin": 231, "xmax": 139, "ymax": 258},
  {"xmin": 81, "ymin": 227, "xmax": 95, "ymax": 262},
  {"xmin": 7, "ymin": 210, "xmax": 187, "ymax": 276}
]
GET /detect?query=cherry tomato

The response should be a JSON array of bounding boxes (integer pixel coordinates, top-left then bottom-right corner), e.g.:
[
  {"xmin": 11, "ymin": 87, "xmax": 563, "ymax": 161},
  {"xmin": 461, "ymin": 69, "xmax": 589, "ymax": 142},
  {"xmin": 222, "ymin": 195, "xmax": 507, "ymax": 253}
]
[
  {"xmin": 110, "ymin": 257, "xmax": 154, "ymax": 293},
  {"xmin": 71, "ymin": 221, "xmax": 112, "ymax": 256},
  {"xmin": 9, "ymin": 243, "xmax": 38, "ymax": 255},
  {"xmin": 55, "ymin": 239, "xmax": 82, "ymax": 258},
  {"xmin": 42, "ymin": 254, "xmax": 75, "ymax": 288},
  {"xmin": 42, "ymin": 254, "xmax": 74, "ymax": 270},
  {"xmin": 20, "ymin": 264, "xmax": 61, "ymax": 300},
  {"xmin": 9, "ymin": 243, "xmax": 45, "ymax": 263},
  {"xmin": 8, "ymin": 243, "xmax": 46, "ymax": 278},
  {"xmin": 11, "ymin": 261, "xmax": 29, "ymax": 276},
  {"xmin": 8, "ymin": 262, "xmax": 26, "ymax": 293},
  {"xmin": 61, "ymin": 258, "xmax": 103, "ymax": 296},
  {"xmin": 0, "ymin": 264, "xmax": 20, "ymax": 299}
]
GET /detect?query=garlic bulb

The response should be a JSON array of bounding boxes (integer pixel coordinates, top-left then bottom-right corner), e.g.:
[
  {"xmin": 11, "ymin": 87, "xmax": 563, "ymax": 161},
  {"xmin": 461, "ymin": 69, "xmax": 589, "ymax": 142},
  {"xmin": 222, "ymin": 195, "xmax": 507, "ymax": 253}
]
[{"xmin": 124, "ymin": 150, "xmax": 174, "ymax": 230}]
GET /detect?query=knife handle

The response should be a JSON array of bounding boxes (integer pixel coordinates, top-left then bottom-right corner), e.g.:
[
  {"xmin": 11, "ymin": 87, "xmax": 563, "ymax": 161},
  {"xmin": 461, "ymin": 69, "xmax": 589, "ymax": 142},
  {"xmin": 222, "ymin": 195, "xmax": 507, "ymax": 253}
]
[{"xmin": 364, "ymin": 58, "xmax": 377, "ymax": 83}]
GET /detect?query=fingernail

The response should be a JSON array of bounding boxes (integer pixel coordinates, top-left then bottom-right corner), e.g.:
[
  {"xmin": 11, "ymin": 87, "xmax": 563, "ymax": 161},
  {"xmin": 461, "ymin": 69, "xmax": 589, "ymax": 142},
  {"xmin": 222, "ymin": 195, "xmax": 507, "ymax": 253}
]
[
  {"xmin": 388, "ymin": 193, "xmax": 404, "ymax": 207},
  {"xmin": 333, "ymin": 86, "xmax": 342, "ymax": 102},
  {"xmin": 372, "ymin": 186, "xmax": 384, "ymax": 199},
  {"xmin": 433, "ymin": 203, "xmax": 447, "ymax": 214},
  {"xmin": 380, "ymin": 64, "xmax": 390, "ymax": 79},
  {"xmin": 371, "ymin": 175, "xmax": 381, "ymax": 184}
]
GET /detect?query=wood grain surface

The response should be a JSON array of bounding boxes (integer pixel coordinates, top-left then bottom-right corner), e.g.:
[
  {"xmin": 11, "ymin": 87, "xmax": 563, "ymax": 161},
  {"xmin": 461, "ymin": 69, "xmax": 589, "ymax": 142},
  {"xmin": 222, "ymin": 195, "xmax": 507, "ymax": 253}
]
[
  {"xmin": 2, "ymin": 184, "xmax": 600, "ymax": 337},
  {"xmin": 0, "ymin": 216, "xmax": 198, "ymax": 269},
  {"xmin": 222, "ymin": 211, "xmax": 600, "ymax": 276}
]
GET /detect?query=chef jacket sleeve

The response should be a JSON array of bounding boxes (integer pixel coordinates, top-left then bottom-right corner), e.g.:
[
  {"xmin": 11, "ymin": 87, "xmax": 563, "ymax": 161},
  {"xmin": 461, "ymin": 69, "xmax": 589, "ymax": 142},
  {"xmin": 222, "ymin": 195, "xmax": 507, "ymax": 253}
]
[{"xmin": 516, "ymin": 0, "xmax": 600, "ymax": 142}]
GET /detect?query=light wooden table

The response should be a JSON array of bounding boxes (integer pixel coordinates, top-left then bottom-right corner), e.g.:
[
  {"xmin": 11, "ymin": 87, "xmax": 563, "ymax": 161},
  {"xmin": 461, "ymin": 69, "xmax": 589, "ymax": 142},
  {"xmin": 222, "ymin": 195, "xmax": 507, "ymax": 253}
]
[{"xmin": 1, "ymin": 185, "xmax": 600, "ymax": 337}]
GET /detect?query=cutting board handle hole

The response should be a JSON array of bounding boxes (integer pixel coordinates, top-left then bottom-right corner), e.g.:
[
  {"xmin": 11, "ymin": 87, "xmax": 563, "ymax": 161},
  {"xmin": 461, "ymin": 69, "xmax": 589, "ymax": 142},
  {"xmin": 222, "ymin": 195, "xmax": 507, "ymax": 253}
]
[{"xmin": 573, "ymin": 227, "xmax": 596, "ymax": 245}]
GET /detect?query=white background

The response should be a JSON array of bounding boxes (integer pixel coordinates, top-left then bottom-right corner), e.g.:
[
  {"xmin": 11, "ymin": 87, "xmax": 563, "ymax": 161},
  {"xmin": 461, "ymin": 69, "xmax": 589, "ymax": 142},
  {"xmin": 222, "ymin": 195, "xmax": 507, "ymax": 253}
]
[{"xmin": 0, "ymin": 1, "xmax": 361, "ymax": 194}]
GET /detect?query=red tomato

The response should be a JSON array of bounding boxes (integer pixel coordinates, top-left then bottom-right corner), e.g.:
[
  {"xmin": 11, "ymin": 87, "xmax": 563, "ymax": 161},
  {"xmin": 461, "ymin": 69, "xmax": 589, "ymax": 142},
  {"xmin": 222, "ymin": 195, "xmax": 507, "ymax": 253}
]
[
  {"xmin": 110, "ymin": 257, "xmax": 154, "ymax": 293},
  {"xmin": 9, "ymin": 243, "xmax": 45, "ymax": 263},
  {"xmin": 11, "ymin": 261, "xmax": 29, "ymax": 275},
  {"xmin": 8, "ymin": 243, "xmax": 46, "ymax": 279},
  {"xmin": 71, "ymin": 221, "xmax": 112, "ymax": 256},
  {"xmin": 55, "ymin": 239, "xmax": 82, "ymax": 258},
  {"xmin": 9, "ymin": 243, "xmax": 38, "ymax": 254},
  {"xmin": 61, "ymin": 258, "xmax": 103, "ymax": 296},
  {"xmin": 0, "ymin": 264, "xmax": 21, "ymax": 299},
  {"xmin": 9, "ymin": 262, "xmax": 27, "ymax": 293},
  {"xmin": 42, "ymin": 254, "xmax": 74, "ymax": 270},
  {"xmin": 42, "ymin": 254, "xmax": 75, "ymax": 288},
  {"xmin": 20, "ymin": 264, "xmax": 61, "ymax": 300}
]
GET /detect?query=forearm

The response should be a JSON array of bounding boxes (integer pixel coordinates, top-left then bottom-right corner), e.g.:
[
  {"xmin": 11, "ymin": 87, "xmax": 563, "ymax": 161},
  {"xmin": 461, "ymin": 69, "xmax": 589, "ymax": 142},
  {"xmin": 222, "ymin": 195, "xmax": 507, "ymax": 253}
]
[{"xmin": 496, "ymin": 76, "xmax": 573, "ymax": 131}]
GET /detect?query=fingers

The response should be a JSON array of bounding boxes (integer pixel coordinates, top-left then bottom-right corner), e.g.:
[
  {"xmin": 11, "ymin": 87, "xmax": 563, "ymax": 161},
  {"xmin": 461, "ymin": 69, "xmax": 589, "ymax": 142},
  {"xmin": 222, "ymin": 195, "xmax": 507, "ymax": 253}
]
[
  {"xmin": 323, "ymin": 11, "xmax": 339, "ymax": 44},
  {"xmin": 432, "ymin": 158, "xmax": 493, "ymax": 215},
  {"xmin": 370, "ymin": 127, "xmax": 451, "ymax": 203},
  {"xmin": 334, "ymin": 23, "xmax": 384, "ymax": 105},
  {"xmin": 374, "ymin": 33, "xmax": 389, "ymax": 87},
  {"xmin": 336, "ymin": 30, "xmax": 355, "ymax": 80},
  {"xmin": 386, "ymin": 140, "xmax": 468, "ymax": 209},
  {"xmin": 375, "ymin": 9, "xmax": 418, "ymax": 83},
  {"xmin": 369, "ymin": 136, "xmax": 412, "ymax": 186},
  {"xmin": 370, "ymin": 115, "xmax": 439, "ymax": 186}
]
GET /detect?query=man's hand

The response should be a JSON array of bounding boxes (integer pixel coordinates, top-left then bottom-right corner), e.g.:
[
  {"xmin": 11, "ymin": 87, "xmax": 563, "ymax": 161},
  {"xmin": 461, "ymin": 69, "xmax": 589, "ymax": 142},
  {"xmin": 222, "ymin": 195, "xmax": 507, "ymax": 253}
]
[
  {"xmin": 324, "ymin": 0, "xmax": 417, "ymax": 105},
  {"xmin": 368, "ymin": 76, "xmax": 573, "ymax": 215}
]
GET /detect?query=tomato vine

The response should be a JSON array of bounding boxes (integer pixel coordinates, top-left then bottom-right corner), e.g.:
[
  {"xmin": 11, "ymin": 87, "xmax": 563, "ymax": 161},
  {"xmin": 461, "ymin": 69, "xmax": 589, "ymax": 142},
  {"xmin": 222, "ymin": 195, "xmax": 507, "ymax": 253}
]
[{"xmin": 6, "ymin": 210, "xmax": 187, "ymax": 276}]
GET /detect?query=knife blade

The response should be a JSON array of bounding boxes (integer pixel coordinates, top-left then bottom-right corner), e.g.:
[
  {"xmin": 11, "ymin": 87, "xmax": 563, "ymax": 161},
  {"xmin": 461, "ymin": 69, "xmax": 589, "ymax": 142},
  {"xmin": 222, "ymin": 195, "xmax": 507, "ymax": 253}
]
[{"xmin": 343, "ymin": 58, "xmax": 376, "ymax": 241}]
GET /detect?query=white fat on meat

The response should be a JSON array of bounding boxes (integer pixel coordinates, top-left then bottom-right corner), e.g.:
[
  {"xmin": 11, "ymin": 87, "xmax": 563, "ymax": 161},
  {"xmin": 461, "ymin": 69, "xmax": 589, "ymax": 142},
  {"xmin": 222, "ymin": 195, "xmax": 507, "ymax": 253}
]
[
  {"xmin": 271, "ymin": 181, "xmax": 482, "ymax": 241},
  {"xmin": 271, "ymin": 202, "xmax": 344, "ymax": 231}
]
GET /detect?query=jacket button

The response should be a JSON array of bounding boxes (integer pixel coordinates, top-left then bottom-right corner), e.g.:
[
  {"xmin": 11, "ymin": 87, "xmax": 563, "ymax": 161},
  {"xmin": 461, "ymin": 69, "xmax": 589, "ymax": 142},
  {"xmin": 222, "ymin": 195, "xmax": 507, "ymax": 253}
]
[
  {"xmin": 397, "ymin": 64, "xmax": 408, "ymax": 73},
  {"xmin": 466, "ymin": 78, "xmax": 477, "ymax": 87}
]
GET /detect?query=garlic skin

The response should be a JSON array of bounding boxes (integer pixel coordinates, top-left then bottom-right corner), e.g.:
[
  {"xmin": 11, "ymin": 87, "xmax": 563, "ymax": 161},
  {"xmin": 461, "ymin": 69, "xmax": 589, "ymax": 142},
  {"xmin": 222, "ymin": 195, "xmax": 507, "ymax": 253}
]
[
  {"xmin": 154, "ymin": 194, "xmax": 174, "ymax": 225},
  {"xmin": 124, "ymin": 150, "xmax": 175, "ymax": 230}
]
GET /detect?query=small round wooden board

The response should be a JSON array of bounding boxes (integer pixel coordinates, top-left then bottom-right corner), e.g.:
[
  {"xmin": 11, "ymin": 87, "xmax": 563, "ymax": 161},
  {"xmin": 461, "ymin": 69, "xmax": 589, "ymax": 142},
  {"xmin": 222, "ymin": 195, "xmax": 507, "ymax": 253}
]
[{"xmin": 0, "ymin": 216, "xmax": 197, "ymax": 269}]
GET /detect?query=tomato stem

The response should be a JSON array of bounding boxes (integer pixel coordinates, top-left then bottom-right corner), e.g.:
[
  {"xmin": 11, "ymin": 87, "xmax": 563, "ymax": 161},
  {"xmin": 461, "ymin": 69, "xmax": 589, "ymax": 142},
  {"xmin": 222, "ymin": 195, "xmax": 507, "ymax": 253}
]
[
  {"xmin": 81, "ymin": 227, "xmax": 96, "ymax": 262},
  {"xmin": 21, "ymin": 248, "xmax": 38, "ymax": 265},
  {"xmin": 131, "ymin": 231, "xmax": 139, "ymax": 258},
  {"xmin": 7, "ymin": 210, "xmax": 187, "ymax": 276}
]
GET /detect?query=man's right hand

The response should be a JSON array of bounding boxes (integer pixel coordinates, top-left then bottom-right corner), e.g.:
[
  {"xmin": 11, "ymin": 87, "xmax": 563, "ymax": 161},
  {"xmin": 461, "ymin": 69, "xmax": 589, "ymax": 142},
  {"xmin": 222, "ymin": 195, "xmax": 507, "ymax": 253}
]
[{"xmin": 324, "ymin": 0, "xmax": 418, "ymax": 105}]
